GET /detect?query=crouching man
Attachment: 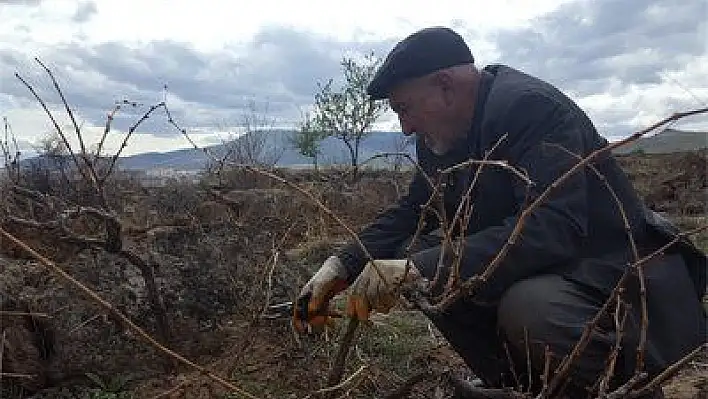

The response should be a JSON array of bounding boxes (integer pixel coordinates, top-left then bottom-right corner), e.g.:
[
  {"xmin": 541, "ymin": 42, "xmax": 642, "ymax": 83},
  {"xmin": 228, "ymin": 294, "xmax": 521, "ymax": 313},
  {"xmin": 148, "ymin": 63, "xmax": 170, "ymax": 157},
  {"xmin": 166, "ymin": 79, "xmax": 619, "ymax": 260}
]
[{"xmin": 293, "ymin": 27, "xmax": 706, "ymax": 398}]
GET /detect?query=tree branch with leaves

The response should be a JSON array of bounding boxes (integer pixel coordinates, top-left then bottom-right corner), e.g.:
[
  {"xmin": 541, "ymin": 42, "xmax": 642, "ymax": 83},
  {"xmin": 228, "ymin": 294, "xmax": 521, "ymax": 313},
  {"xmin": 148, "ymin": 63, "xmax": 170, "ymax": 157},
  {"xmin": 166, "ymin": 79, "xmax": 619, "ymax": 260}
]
[
  {"xmin": 307, "ymin": 52, "xmax": 388, "ymax": 177},
  {"xmin": 291, "ymin": 110, "xmax": 328, "ymax": 170}
]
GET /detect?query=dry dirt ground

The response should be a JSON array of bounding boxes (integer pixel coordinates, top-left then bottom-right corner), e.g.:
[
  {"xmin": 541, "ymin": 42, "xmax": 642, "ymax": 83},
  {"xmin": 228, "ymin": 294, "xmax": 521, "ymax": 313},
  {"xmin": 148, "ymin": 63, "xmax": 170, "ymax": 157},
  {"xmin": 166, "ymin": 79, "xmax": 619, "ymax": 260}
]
[{"xmin": 0, "ymin": 151, "xmax": 706, "ymax": 399}]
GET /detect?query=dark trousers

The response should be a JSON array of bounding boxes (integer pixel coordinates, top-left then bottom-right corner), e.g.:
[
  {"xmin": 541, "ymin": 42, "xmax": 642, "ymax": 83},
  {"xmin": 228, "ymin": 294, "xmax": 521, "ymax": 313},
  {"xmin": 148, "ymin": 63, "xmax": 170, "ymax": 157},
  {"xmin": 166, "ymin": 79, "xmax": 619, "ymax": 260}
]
[{"xmin": 395, "ymin": 235, "xmax": 689, "ymax": 397}]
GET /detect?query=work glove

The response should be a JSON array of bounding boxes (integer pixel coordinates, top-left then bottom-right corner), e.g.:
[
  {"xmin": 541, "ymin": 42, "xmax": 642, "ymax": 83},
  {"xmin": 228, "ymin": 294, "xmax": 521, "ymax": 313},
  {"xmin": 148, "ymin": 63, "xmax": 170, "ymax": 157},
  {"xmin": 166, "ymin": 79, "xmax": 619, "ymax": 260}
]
[
  {"xmin": 293, "ymin": 255, "xmax": 349, "ymax": 333},
  {"xmin": 346, "ymin": 259, "xmax": 423, "ymax": 321}
]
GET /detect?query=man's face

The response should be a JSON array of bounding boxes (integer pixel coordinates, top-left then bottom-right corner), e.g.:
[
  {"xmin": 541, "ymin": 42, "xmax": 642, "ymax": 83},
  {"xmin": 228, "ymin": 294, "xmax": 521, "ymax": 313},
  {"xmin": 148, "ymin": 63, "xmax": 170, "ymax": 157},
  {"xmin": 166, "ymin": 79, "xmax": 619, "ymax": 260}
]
[{"xmin": 388, "ymin": 75, "xmax": 461, "ymax": 155}]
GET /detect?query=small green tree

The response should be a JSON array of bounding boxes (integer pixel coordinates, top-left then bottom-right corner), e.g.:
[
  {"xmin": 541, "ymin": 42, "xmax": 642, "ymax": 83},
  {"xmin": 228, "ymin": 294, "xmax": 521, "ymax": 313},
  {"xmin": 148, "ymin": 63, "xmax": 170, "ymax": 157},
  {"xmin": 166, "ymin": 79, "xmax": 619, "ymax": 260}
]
[
  {"xmin": 309, "ymin": 52, "xmax": 387, "ymax": 176},
  {"xmin": 291, "ymin": 111, "xmax": 327, "ymax": 170}
]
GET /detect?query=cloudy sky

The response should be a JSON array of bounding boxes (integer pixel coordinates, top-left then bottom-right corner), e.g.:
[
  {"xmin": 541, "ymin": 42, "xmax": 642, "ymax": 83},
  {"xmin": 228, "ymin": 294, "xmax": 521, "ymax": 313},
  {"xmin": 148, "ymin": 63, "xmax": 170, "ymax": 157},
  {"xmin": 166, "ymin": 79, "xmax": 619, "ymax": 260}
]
[{"xmin": 0, "ymin": 0, "xmax": 706, "ymax": 157}]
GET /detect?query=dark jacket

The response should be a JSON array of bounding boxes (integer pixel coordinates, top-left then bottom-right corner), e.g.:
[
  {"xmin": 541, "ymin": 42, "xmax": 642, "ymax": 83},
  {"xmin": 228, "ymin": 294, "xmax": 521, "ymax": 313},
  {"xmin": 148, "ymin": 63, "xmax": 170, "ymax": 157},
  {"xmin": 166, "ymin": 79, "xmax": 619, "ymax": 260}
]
[{"xmin": 337, "ymin": 64, "xmax": 706, "ymax": 372}]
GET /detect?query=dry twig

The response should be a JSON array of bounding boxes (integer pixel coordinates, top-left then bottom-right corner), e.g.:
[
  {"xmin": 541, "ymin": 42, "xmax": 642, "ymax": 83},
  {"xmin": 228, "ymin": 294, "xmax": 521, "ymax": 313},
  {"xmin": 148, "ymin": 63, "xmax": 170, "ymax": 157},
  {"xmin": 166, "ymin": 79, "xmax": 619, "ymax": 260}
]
[
  {"xmin": 629, "ymin": 343, "xmax": 708, "ymax": 398},
  {"xmin": 0, "ymin": 311, "xmax": 52, "ymax": 319}
]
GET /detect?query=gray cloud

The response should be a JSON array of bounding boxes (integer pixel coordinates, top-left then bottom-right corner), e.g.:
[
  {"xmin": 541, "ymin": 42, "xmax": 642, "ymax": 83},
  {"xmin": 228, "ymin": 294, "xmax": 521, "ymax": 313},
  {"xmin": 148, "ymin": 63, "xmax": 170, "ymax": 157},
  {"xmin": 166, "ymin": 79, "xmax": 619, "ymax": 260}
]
[
  {"xmin": 1, "ymin": 26, "xmax": 396, "ymax": 136},
  {"xmin": 3, "ymin": 0, "xmax": 704, "ymax": 146},
  {"xmin": 488, "ymin": 0, "xmax": 707, "ymax": 137},
  {"xmin": 72, "ymin": 1, "xmax": 97, "ymax": 23},
  {"xmin": 492, "ymin": 0, "xmax": 705, "ymax": 94}
]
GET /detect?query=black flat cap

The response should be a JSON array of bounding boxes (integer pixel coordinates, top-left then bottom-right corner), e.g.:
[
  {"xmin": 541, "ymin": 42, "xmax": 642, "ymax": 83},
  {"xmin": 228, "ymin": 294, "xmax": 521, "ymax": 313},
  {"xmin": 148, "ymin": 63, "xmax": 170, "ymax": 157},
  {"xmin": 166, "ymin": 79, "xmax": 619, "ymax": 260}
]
[{"xmin": 366, "ymin": 27, "xmax": 474, "ymax": 100}]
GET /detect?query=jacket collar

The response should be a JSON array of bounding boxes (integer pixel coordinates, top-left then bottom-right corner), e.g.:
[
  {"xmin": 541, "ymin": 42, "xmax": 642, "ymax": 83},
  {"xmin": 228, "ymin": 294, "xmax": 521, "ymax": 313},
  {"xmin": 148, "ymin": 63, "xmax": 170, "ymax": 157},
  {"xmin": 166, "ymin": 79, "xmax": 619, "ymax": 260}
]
[{"xmin": 467, "ymin": 67, "xmax": 496, "ymax": 156}]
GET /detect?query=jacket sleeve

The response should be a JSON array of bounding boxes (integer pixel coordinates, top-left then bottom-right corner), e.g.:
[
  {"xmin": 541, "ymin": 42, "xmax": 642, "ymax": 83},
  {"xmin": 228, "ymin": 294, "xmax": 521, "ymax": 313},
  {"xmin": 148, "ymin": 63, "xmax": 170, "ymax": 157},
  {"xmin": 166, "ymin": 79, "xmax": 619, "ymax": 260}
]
[
  {"xmin": 411, "ymin": 91, "xmax": 591, "ymax": 302},
  {"xmin": 336, "ymin": 143, "xmax": 439, "ymax": 283}
]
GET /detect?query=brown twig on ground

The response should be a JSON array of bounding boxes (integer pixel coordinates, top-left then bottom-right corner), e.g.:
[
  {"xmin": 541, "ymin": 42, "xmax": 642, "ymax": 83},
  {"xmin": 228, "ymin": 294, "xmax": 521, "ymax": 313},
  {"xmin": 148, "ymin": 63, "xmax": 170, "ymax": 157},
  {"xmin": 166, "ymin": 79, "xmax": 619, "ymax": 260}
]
[
  {"xmin": 325, "ymin": 317, "xmax": 361, "ymax": 392},
  {"xmin": 262, "ymin": 221, "xmax": 297, "ymax": 312},
  {"xmin": 150, "ymin": 380, "xmax": 188, "ymax": 399},
  {"xmin": 6, "ymin": 215, "xmax": 61, "ymax": 230},
  {"xmin": 0, "ymin": 372, "xmax": 36, "ymax": 379},
  {"xmin": 312, "ymin": 364, "xmax": 368, "ymax": 398},
  {"xmin": 67, "ymin": 313, "xmax": 103, "ymax": 335},
  {"xmin": 382, "ymin": 371, "xmax": 429, "ymax": 399},
  {"xmin": 629, "ymin": 342, "xmax": 708, "ymax": 398},
  {"xmin": 0, "ymin": 311, "xmax": 52, "ymax": 319},
  {"xmin": 448, "ymin": 373, "xmax": 530, "ymax": 399},
  {"xmin": 605, "ymin": 372, "xmax": 647, "ymax": 399},
  {"xmin": 0, "ymin": 226, "xmax": 260, "ymax": 399},
  {"xmin": 0, "ymin": 330, "xmax": 5, "ymax": 379}
]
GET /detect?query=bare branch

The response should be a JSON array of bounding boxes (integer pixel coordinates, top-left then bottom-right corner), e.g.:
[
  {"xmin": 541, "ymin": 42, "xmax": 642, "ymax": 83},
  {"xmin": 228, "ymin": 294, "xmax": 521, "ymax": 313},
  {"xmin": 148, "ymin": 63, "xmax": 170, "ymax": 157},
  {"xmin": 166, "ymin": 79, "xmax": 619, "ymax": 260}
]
[
  {"xmin": 0, "ymin": 311, "xmax": 52, "ymax": 319},
  {"xmin": 33, "ymin": 58, "xmax": 88, "ymax": 160},
  {"xmin": 33, "ymin": 58, "xmax": 100, "ymax": 188},
  {"xmin": 94, "ymin": 102, "xmax": 123, "ymax": 163},
  {"xmin": 14, "ymin": 72, "xmax": 88, "ymax": 184},
  {"xmin": 100, "ymin": 102, "xmax": 166, "ymax": 184},
  {"xmin": 629, "ymin": 343, "xmax": 708, "ymax": 398},
  {"xmin": 325, "ymin": 317, "xmax": 361, "ymax": 391}
]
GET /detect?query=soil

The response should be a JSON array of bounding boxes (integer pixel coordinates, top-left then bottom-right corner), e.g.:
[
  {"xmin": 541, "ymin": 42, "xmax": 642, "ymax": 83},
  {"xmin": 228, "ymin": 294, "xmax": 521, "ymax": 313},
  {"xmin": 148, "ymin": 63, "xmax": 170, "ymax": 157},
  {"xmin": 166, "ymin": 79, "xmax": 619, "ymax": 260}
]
[{"xmin": 0, "ymin": 151, "xmax": 706, "ymax": 399}]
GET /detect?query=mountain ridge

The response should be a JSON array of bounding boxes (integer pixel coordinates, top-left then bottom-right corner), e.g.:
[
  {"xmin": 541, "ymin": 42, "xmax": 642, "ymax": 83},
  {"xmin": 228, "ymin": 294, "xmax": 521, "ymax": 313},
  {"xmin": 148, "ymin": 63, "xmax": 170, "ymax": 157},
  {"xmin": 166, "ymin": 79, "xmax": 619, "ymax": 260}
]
[
  {"xmin": 16, "ymin": 128, "xmax": 706, "ymax": 172},
  {"xmin": 611, "ymin": 128, "xmax": 707, "ymax": 154}
]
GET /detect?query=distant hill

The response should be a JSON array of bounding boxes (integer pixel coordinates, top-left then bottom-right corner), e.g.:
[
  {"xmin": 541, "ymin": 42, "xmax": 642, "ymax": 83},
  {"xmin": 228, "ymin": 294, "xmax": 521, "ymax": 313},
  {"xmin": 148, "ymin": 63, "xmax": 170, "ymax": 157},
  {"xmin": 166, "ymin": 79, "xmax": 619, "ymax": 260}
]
[
  {"xmin": 18, "ymin": 128, "xmax": 705, "ymax": 173},
  {"xmin": 116, "ymin": 127, "xmax": 703, "ymax": 170},
  {"xmin": 613, "ymin": 128, "xmax": 707, "ymax": 154},
  {"xmin": 138, "ymin": 129, "xmax": 415, "ymax": 170},
  {"xmin": 16, "ymin": 130, "xmax": 416, "ymax": 172},
  {"xmin": 114, "ymin": 146, "xmax": 213, "ymax": 170}
]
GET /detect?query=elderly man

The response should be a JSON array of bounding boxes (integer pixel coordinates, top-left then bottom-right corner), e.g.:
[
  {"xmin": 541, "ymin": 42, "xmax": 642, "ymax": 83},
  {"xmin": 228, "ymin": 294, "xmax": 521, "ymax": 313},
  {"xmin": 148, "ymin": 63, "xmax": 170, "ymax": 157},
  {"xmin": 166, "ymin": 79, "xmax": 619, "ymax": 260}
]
[{"xmin": 294, "ymin": 27, "xmax": 705, "ymax": 398}]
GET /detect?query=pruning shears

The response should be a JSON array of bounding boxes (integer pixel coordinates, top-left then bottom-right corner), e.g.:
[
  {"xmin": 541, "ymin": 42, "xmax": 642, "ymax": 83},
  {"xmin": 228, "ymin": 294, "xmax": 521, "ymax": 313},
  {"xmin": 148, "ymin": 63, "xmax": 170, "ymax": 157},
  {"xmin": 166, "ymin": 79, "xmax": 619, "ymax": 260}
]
[
  {"xmin": 261, "ymin": 301, "xmax": 296, "ymax": 320},
  {"xmin": 263, "ymin": 298, "xmax": 344, "ymax": 325}
]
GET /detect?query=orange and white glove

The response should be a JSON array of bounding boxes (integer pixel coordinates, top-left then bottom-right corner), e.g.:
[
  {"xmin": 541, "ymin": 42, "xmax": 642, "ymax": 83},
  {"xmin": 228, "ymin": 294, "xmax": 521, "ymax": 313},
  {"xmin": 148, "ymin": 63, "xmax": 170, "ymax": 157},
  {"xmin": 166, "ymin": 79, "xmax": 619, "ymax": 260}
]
[
  {"xmin": 293, "ymin": 256, "xmax": 349, "ymax": 333},
  {"xmin": 345, "ymin": 259, "xmax": 423, "ymax": 321}
]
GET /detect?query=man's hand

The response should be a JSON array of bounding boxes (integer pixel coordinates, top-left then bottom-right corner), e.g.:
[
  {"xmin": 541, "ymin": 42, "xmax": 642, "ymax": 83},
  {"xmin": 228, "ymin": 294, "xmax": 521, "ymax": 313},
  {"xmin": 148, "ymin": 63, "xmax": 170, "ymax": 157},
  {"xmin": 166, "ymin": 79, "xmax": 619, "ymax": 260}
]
[
  {"xmin": 293, "ymin": 256, "xmax": 349, "ymax": 333},
  {"xmin": 346, "ymin": 259, "xmax": 423, "ymax": 321}
]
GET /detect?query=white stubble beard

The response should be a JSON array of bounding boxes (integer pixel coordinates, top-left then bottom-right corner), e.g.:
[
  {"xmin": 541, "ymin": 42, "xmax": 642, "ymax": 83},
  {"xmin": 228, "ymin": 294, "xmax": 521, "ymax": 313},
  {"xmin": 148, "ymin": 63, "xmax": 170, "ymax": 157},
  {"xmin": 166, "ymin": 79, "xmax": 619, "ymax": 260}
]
[{"xmin": 424, "ymin": 134, "xmax": 455, "ymax": 156}]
